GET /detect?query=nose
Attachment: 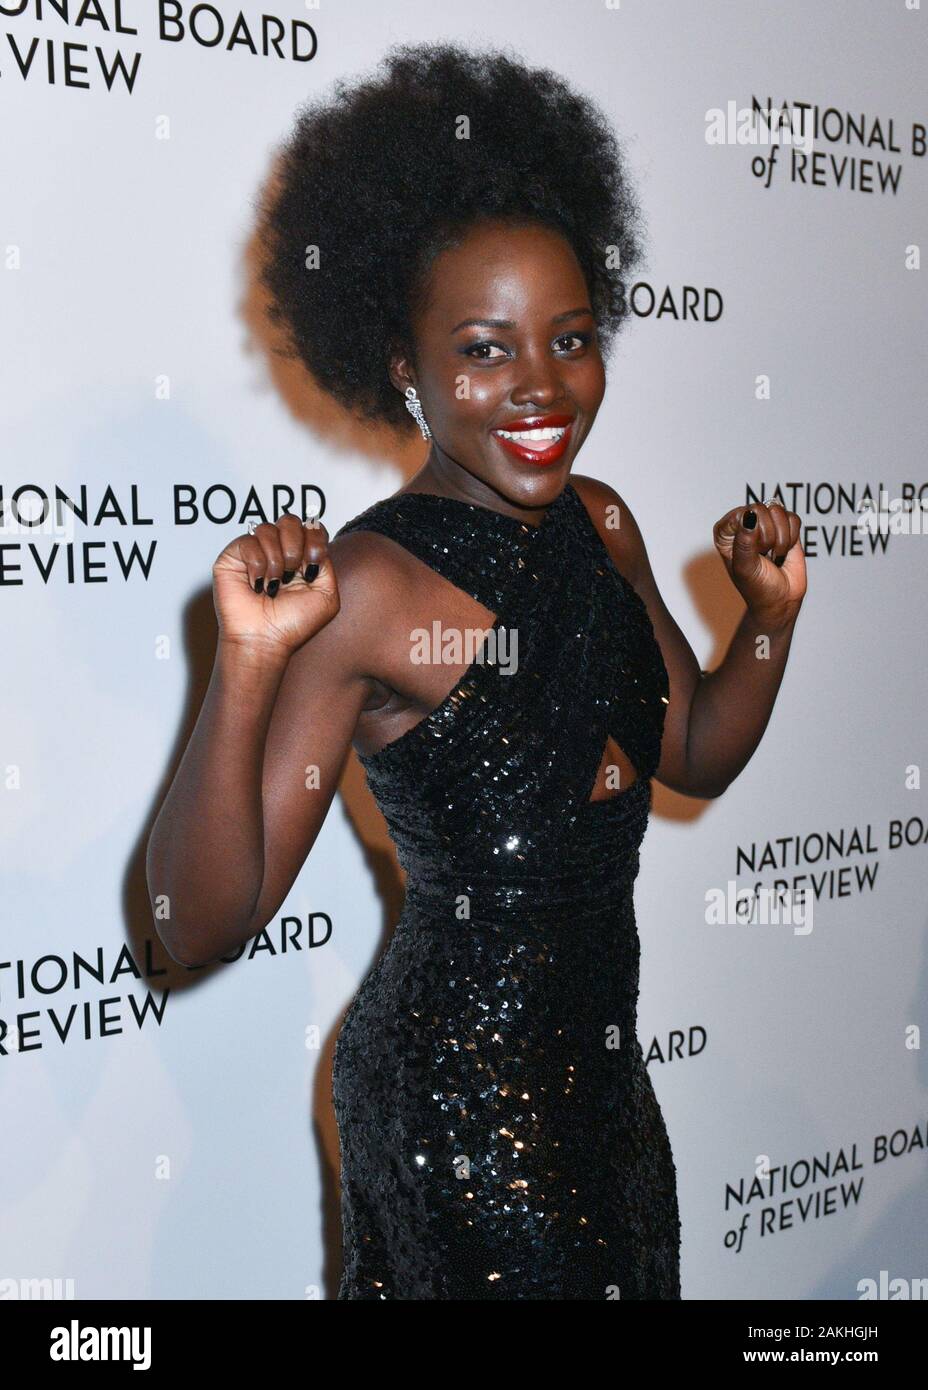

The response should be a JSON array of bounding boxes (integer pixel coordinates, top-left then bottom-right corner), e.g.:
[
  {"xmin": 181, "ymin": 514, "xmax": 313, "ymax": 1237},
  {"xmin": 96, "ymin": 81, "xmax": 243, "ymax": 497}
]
[{"xmin": 510, "ymin": 345, "xmax": 567, "ymax": 412}]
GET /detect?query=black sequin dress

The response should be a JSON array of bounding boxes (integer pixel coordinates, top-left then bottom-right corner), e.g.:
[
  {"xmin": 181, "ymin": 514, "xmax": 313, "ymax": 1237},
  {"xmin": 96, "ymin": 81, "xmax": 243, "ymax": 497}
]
[{"xmin": 331, "ymin": 481, "xmax": 681, "ymax": 1300}]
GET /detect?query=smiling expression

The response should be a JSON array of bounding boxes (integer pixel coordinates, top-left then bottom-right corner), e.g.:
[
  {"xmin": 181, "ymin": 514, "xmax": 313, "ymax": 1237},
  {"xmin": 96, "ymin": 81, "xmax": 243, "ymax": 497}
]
[{"xmin": 389, "ymin": 219, "xmax": 607, "ymax": 518}]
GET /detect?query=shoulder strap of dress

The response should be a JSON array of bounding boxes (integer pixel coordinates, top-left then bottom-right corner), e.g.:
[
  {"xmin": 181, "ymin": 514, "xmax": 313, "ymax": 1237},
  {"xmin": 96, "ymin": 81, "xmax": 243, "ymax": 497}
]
[{"xmin": 333, "ymin": 490, "xmax": 554, "ymax": 613}]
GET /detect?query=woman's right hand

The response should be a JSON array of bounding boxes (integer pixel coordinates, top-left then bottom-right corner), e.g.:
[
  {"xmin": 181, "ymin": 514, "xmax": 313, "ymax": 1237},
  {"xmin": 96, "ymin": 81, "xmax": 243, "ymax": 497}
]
[{"xmin": 212, "ymin": 511, "xmax": 340, "ymax": 659}]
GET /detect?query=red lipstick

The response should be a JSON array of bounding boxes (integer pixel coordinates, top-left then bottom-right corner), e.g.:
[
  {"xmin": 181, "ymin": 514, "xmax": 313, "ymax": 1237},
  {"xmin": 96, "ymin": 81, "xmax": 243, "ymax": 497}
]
[{"xmin": 491, "ymin": 413, "xmax": 575, "ymax": 468}]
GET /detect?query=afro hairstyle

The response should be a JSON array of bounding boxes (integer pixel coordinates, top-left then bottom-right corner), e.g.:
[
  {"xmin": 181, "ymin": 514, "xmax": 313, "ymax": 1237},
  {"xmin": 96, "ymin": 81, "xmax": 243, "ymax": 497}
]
[{"xmin": 257, "ymin": 41, "xmax": 648, "ymax": 433}]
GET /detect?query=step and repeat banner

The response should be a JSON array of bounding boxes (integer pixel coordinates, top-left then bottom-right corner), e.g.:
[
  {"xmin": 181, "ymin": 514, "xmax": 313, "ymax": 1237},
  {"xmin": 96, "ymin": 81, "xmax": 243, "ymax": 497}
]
[{"xmin": 2, "ymin": 0, "xmax": 926, "ymax": 1300}]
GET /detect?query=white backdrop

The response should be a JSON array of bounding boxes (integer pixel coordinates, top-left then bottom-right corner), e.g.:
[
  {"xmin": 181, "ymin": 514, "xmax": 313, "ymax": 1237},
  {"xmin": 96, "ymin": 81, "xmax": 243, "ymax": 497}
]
[{"xmin": 2, "ymin": 0, "xmax": 926, "ymax": 1301}]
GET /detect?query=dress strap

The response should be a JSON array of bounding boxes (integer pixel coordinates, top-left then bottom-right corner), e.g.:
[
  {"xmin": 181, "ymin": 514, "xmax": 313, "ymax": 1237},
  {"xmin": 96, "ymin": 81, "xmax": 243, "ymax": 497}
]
[{"xmin": 333, "ymin": 485, "xmax": 573, "ymax": 613}]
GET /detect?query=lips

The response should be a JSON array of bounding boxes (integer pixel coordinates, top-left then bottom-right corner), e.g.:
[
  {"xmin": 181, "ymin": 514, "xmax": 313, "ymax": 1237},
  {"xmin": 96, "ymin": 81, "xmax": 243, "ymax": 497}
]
[{"xmin": 491, "ymin": 413, "xmax": 575, "ymax": 467}]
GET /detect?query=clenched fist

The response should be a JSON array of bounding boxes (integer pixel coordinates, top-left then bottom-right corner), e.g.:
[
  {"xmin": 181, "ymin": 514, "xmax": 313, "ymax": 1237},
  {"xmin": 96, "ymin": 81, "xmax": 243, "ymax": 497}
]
[
  {"xmin": 713, "ymin": 501, "xmax": 806, "ymax": 629},
  {"xmin": 212, "ymin": 511, "xmax": 340, "ymax": 659}
]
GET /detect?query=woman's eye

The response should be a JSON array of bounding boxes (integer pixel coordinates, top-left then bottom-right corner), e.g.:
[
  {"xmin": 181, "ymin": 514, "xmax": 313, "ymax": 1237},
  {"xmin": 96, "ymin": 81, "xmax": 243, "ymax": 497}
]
[
  {"xmin": 554, "ymin": 332, "xmax": 591, "ymax": 352},
  {"xmin": 463, "ymin": 332, "xmax": 592, "ymax": 360},
  {"xmin": 464, "ymin": 342, "xmax": 508, "ymax": 360}
]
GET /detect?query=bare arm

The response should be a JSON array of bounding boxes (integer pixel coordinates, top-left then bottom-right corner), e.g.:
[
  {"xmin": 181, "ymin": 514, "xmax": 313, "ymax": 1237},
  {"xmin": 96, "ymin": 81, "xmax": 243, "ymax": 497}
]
[
  {"xmin": 145, "ymin": 517, "xmax": 376, "ymax": 967},
  {"xmin": 572, "ymin": 475, "xmax": 806, "ymax": 800},
  {"xmin": 679, "ymin": 607, "xmax": 799, "ymax": 798},
  {"xmin": 145, "ymin": 642, "xmax": 290, "ymax": 966}
]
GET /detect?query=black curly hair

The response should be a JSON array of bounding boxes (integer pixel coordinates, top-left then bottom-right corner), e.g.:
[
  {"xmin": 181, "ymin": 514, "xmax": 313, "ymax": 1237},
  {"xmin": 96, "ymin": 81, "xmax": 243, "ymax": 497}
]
[{"xmin": 257, "ymin": 41, "xmax": 648, "ymax": 434}]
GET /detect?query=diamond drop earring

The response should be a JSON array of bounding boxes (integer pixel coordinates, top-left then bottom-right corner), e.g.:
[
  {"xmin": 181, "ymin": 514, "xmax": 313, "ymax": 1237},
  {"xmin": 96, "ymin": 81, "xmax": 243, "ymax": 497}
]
[{"xmin": 404, "ymin": 385, "xmax": 431, "ymax": 440}]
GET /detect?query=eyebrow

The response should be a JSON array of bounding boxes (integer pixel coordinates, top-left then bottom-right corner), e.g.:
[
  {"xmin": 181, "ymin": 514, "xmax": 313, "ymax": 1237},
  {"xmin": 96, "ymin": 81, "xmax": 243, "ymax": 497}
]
[{"xmin": 450, "ymin": 307, "xmax": 593, "ymax": 334}]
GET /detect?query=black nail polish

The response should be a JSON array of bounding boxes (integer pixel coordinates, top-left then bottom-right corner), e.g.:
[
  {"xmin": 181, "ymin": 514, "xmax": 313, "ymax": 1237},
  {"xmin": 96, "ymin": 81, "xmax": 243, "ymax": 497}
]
[
  {"xmin": 743, "ymin": 509, "xmax": 757, "ymax": 529},
  {"xmin": 304, "ymin": 563, "xmax": 319, "ymax": 582},
  {"xmin": 282, "ymin": 570, "xmax": 295, "ymax": 584},
  {"xmin": 775, "ymin": 555, "xmax": 785, "ymax": 566},
  {"xmin": 254, "ymin": 577, "xmax": 264, "ymax": 594},
  {"xmin": 267, "ymin": 578, "xmax": 280, "ymax": 597}
]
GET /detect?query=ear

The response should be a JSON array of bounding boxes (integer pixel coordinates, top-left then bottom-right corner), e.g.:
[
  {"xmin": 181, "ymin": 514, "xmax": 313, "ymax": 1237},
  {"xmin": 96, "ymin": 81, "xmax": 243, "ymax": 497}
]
[{"xmin": 387, "ymin": 342, "xmax": 416, "ymax": 397}]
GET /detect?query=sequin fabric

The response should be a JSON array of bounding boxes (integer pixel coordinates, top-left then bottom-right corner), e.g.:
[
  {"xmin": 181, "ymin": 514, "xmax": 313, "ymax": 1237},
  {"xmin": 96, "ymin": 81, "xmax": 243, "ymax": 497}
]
[{"xmin": 330, "ymin": 482, "xmax": 680, "ymax": 1299}]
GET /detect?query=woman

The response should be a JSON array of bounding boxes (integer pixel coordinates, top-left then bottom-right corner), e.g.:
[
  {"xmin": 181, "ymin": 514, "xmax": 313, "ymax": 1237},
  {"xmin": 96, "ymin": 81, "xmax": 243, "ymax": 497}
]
[{"xmin": 146, "ymin": 43, "xmax": 806, "ymax": 1299}]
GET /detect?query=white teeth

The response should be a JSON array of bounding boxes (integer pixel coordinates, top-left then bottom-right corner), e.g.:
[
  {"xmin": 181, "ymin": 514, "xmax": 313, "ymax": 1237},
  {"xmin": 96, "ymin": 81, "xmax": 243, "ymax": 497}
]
[{"xmin": 494, "ymin": 426, "xmax": 566, "ymax": 442}]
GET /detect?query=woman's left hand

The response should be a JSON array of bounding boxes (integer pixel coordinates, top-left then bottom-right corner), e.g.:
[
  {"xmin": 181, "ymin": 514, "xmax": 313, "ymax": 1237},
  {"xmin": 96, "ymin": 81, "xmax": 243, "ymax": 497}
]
[{"xmin": 713, "ymin": 501, "xmax": 807, "ymax": 629}]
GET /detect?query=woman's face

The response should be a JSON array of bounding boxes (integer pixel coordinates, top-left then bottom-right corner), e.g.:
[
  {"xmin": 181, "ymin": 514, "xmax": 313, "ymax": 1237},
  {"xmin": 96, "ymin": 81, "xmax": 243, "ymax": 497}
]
[{"xmin": 393, "ymin": 219, "xmax": 607, "ymax": 516}]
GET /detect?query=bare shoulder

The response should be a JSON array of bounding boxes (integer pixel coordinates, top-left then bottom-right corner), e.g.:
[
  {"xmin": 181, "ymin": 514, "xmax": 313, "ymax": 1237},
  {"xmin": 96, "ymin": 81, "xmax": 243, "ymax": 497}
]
[
  {"xmin": 282, "ymin": 527, "xmax": 412, "ymax": 688},
  {"xmin": 569, "ymin": 472, "xmax": 646, "ymax": 587},
  {"xmin": 324, "ymin": 525, "xmax": 433, "ymax": 622},
  {"xmin": 325, "ymin": 526, "xmax": 409, "ymax": 599}
]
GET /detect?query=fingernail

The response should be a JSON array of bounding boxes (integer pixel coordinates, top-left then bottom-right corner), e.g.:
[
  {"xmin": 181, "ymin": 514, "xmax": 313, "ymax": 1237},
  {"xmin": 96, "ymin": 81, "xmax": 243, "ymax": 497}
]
[
  {"xmin": 267, "ymin": 579, "xmax": 280, "ymax": 597},
  {"xmin": 254, "ymin": 577, "xmax": 264, "ymax": 594},
  {"xmin": 743, "ymin": 509, "xmax": 757, "ymax": 529},
  {"xmin": 282, "ymin": 570, "xmax": 295, "ymax": 584},
  {"xmin": 303, "ymin": 563, "xmax": 319, "ymax": 582}
]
